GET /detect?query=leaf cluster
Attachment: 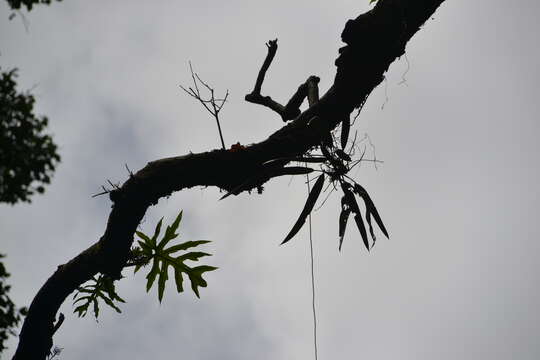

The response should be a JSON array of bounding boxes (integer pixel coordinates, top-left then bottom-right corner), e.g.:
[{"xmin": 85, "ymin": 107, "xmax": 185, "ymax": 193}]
[
  {"xmin": 72, "ymin": 274, "xmax": 125, "ymax": 319},
  {"xmin": 72, "ymin": 211, "xmax": 216, "ymax": 319},
  {"xmin": 0, "ymin": 68, "xmax": 60, "ymax": 204},
  {"xmin": 133, "ymin": 211, "xmax": 217, "ymax": 302},
  {"xmin": 279, "ymin": 115, "xmax": 389, "ymax": 250}
]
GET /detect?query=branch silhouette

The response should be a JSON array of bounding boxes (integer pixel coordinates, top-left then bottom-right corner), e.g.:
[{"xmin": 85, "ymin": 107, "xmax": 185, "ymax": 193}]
[{"xmin": 13, "ymin": 1, "xmax": 446, "ymax": 358}]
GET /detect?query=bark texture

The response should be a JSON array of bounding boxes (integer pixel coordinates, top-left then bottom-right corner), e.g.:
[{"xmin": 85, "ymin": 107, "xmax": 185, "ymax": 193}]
[{"xmin": 13, "ymin": 0, "xmax": 446, "ymax": 358}]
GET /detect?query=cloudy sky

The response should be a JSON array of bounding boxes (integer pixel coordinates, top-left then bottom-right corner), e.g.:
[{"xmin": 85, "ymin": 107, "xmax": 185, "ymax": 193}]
[{"xmin": 1, "ymin": 0, "xmax": 540, "ymax": 359}]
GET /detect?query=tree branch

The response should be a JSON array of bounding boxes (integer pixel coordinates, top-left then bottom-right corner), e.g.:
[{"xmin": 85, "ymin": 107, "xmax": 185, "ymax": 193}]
[
  {"xmin": 13, "ymin": 1, "xmax": 446, "ymax": 358},
  {"xmin": 244, "ymin": 40, "xmax": 320, "ymax": 122}
]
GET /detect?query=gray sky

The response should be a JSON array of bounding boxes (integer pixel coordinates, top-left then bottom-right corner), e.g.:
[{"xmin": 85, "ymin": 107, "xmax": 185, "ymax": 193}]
[{"xmin": 1, "ymin": 0, "xmax": 540, "ymax": 359}]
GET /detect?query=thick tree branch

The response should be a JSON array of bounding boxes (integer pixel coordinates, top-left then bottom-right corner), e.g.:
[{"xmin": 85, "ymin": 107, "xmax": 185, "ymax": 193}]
[
  {"xmin": 245, "ymin": 39, "xmax": 287, "ymax": 117},
  {"xmin": 13, "ymin": 1, "xmax": 446, "ymax": 358}
]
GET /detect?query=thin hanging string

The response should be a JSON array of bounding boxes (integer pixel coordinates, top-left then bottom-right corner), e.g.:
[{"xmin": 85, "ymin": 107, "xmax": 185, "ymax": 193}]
[{"xmin": 306, "ymin": 173, "xmax": 318, "ymax": 360}]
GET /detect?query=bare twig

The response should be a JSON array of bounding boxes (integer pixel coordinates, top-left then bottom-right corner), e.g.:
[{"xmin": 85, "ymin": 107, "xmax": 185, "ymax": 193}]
[{"xmin": 180, "ymin": 62, "xmax": 228, "ymax": 149}]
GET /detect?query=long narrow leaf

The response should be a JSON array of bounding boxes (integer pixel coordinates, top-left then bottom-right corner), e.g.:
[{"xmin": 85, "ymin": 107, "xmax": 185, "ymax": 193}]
[
  {"xmin": 157, "ymin": 261, "xmax": 168, "ymax": 303},
  {"xmin": 135, "ymin": 231, "xmax": 151, "ymax": 243},
  {"xmin": 281, "ymin": 174, "xmax": 325, "ymax": 245},
  {"xmin": 341, "ymin": 115, "xmax": 350, "ymax": 150},
  {"xmin": 353, "ymin": 183, "xmax": 389, "ymax": 238},
  {"xmin": 219, "ymin": 177, "xmax": 260, "ymax": 200},
  {"xmin": 341, "ymin": 182, "xmax": 369, "ymax": 251},
  {"xmin": 335, "ymin": 149, "xmax": 352, "ymax": 162},
  {"xmin": 174, "ymin": 268, "xmax": 184, "ymax": 293},
  {"xmin": 354, "ymin": 213, "xmax": 370, "ymax": 251},
  {"xmin": 165, "ymin": 240, "xmax": 211, "ymax": 254},
  {"xmin": 145, "ymin": 260, "xmax": 160, "ymax": 292},
  {"xmin": 177, "ymin": 252, "xmax": 211, "ymax": 262},
  {"xmin": 267, "ymin": 166, "xmax": 314, "ymax": 178},
  {"xmin": 167, "ymin": 211, "xmax": 183, "ymax": 235},
  {"xmin": 263, "ymin": 157, "xmax": 326, "ymax": 166},
  {"xmin": 338, "ymin": 196, "xmax": 351, "ymax": 251},
  {"xmin": 365, "ymin": 209, "xmax": 376, "ymax": 247},
  {"xmin": 150, "ymin": 218, "xmax": 163, "ymax": 246}
]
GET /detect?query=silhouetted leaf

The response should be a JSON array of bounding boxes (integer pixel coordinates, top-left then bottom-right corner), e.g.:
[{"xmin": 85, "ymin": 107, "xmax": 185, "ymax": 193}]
[
  {"xmin": 320, "ymin": 144, "xmax": 333, "ymax": 162},
  {"xmin": 219, "ymin": 177, "xmax": 259, "ymax": 200},
  {"xmin": 262, "ymin": 158, "xmax": 292, "ymax": 168},
  {"xmin": 365, "ymin": 209, "xmax": 376, "ymax": 246},
  {"xmin": 341, "ymin": 116, "xmax": 350, "ymax": 150},
  {"xmin": 353, "ymin": 183, "xmax": 389, "ymax": 239},
  {"xmin": 281, "ymin": 174, "xmax": 325, "ymax": 244},
  {"xmin": 263, "ymin": 156, "xmax": 326, "ymax": 166},
  {"xmin": 335, "ymin": 149, "xmax": 352, "ymax": 162},
  {"xmin": 354, "ymin": 213, "xmax": 369, "ymax": 251},
  {"xmin": 341, "ymin": 182, "xmax": 369, "ymax": 251},
  {"xmin": 338, "ymin": 196, "xmax": 351, "ymax": 251},
  {"xmin": 275, "ymin": 166, "xmax": 314, "ymax": 175}
]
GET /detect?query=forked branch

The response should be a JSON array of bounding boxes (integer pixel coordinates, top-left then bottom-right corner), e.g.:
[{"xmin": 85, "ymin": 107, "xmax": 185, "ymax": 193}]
[
  {"xmin": 180, "ymin": 62, "xmax": 229, "ymax": 149},
  {"xmin": 245, "ymin": 39, "xmax": 321, "ymax": 122}
]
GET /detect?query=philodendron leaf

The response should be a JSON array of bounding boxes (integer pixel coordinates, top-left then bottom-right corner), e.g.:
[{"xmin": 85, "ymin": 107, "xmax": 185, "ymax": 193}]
[
  {"xmin": 135, "ymin": 211, "xmax": 217, "ymax": 302},
  {"xmin": 281, "ymin": 174, "xmax": 325, "ymax": 245},
  {"xmin": 72, "ymin": 274, "xmax": 125, "ymax": 319}
]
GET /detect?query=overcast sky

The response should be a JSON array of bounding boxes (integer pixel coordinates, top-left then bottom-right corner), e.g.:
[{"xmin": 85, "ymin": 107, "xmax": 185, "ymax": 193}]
[{"xmin": 1, "ymin": 0, "xmax": 540, "ymax": 359}]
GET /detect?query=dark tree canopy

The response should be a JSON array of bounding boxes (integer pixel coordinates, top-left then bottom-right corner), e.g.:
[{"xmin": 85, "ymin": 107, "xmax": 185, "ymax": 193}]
[
  {"xmin": 0, "ymin": 68, "xmax": 60, "ymax": 204},
  {"xmin": 0, "ymin": 254, "xmax": 27, "ymax": 354},
  {"xmin": 5, "ymin": 0, "xmax": 61, "ymax": 11}
]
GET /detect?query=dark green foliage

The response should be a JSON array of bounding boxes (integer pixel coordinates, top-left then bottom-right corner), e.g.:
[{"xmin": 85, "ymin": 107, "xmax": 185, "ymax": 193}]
[
  {"xmin": 0, "ymin": 254, "xmax": 27, "ymax": 354},
  {"xmin": 0, "ymin": 68, "xmax": 60, "ymax": 204},
  {"xmin": 72, "ymin": 275, "xmax": 125, "ymax": 319},
  {"xmin": 134, "ymin": 211, "xmax": 217, "ymax": 302},
  {"xmin": 72, "ymin": 211, "xmax": 216, "ymax": 318},
  {"xmin": 5, "ymin": 0, "xmax": 61, "ymax": 11}
]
